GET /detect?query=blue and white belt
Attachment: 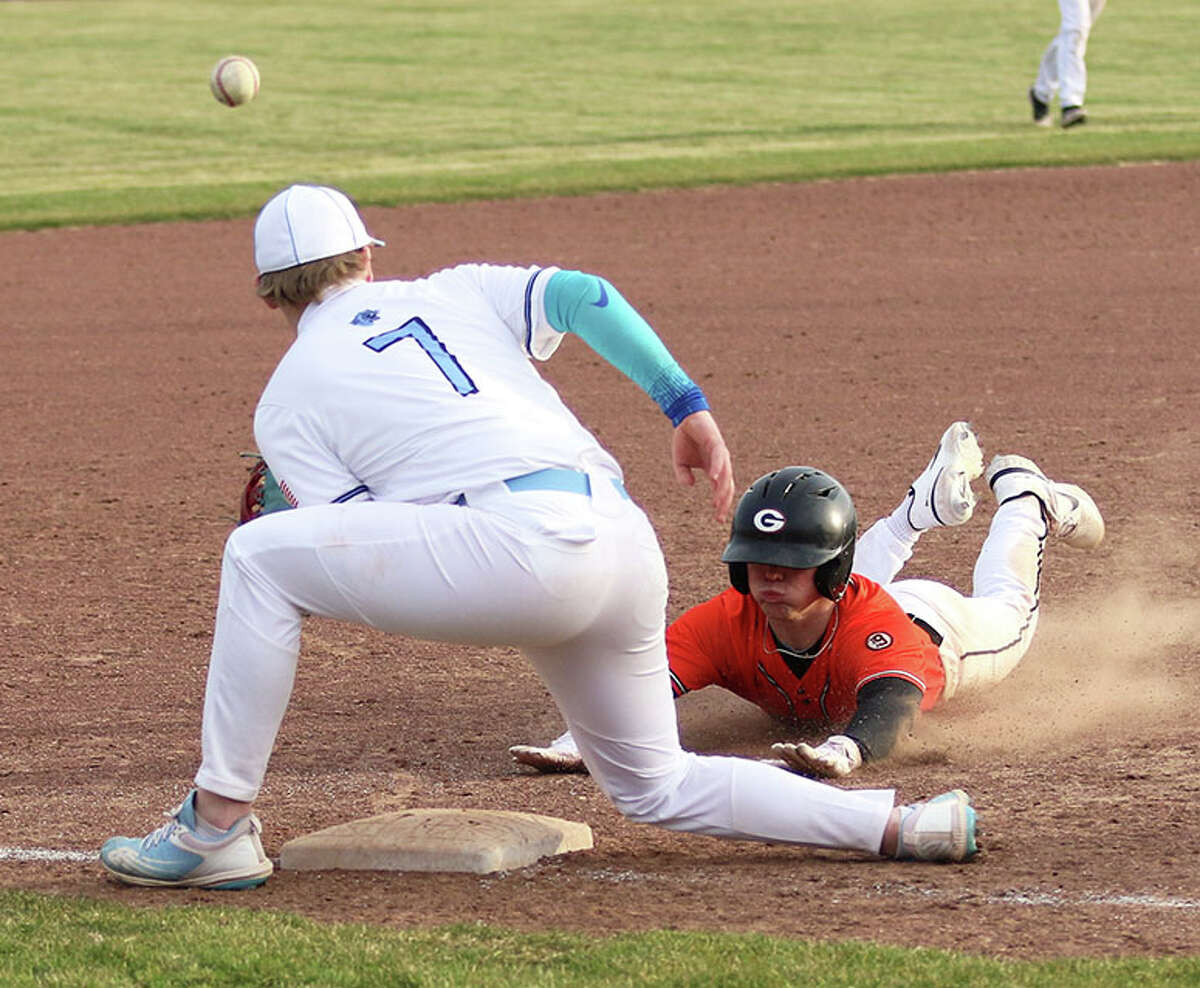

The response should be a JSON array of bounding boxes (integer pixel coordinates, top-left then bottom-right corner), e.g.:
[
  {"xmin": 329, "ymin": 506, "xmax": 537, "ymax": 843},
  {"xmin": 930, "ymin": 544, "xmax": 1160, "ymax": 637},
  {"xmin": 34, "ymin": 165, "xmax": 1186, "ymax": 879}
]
[{"xmin": 502, "ymin": 467, "xmax": 629, "ymax": 500}]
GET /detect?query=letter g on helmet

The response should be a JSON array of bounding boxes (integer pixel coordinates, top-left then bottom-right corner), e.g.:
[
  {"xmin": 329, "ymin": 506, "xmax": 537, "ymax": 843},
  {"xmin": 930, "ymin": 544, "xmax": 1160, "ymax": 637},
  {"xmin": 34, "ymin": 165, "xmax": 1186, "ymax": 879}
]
[
  {"xmin": 721, "ymin": 466, "xmax": 857, "ymax": 601},
  {"xmin": 753, "ymin": 508, "xmax": 787, "ymax": 533}
]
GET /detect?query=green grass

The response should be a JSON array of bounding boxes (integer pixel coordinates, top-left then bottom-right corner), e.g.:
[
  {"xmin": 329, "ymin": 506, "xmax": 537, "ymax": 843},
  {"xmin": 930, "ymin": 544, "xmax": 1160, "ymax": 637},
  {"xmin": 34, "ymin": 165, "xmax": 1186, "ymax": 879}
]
[
  {"xmin": 1, "ymin": 890, "xmax": 1198, "ymax": 987},
  {"xmin": 1, "ymin": 0, "xmax": 1197, "ymax": 229}
]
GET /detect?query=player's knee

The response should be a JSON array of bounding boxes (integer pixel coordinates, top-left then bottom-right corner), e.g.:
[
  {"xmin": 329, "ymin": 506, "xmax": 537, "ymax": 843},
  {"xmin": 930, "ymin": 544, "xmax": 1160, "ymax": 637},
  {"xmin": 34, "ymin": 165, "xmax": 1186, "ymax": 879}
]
[
  {"xmin": 608, "ymin": 787, "xmax": 679, "ymax": 826},
  {"xmin": 223, "ymin": 521, "xmax": 261, "ymax": 570},
  {"xmin": 221, "ymin": 514, "xmax": 283, "ymax": 586},
  {"xmin": 614, "ymin": 787, "xmax": 672, "ymax": 825},
  {"xmin": 224, "ymin": 507, "xmax": 290, "ymax": 564},
  {"xmin": 599, "ymin": 757, "xmax": 697, "ymax": 827},
  {"xmin": 1060, "ymin": 28, "xmax": 1085, "ymax": 54}
]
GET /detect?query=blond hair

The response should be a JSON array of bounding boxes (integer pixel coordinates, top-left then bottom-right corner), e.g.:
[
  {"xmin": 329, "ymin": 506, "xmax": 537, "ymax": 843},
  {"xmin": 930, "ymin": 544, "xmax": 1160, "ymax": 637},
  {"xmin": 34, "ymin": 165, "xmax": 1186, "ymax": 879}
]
[{"xmin": 256, "ymin": 249, "xmax": 369, "ymax": 307}]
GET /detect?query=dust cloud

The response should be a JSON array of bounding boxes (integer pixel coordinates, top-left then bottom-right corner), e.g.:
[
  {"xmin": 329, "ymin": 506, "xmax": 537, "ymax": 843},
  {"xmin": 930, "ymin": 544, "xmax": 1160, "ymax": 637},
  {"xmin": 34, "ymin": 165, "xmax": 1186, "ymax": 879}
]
[{"xmin": 909, "ymin": 587, "xmax": 1200, "ymax": 758}]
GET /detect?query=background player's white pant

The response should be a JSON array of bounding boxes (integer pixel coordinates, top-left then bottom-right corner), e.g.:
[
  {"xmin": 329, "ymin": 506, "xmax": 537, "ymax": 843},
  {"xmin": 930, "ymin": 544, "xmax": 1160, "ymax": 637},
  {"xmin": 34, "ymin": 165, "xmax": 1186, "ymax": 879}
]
[
  {"xmin": 1034, "ymin": 0, "xmax": 1107, "ymax": 108},
  {"xmin": 854, "ymin": 498, "xmax": 1048, "ymax": 701},
  {"xmin": 196, "ymin": 478, "xmax": 894, "ymax": 853}
]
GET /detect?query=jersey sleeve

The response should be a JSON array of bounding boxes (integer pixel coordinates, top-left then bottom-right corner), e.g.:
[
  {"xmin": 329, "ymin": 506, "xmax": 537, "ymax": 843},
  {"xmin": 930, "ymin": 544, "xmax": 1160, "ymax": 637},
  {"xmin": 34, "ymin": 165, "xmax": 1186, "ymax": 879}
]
[
  {"xmin": 816, "ymin": 578, "xmax": 945, "ymax": 725},
  {"xmin": 541, "ymin": 270, "xmax": 709, "ymax": 426},
  {"xmin": 847, "ymin": 638, "xmax": 944, "ymax": 709},
  {"xmin": 254, "ymin": 402, "xmax": 370, "ymax": 508},
  {"xmin": 836, "ymin": 584, "xmax": 945, "ymax": 710},
  {"xmin": 451, "ymin": 263, "xmax": 564, "ymax": 361}
]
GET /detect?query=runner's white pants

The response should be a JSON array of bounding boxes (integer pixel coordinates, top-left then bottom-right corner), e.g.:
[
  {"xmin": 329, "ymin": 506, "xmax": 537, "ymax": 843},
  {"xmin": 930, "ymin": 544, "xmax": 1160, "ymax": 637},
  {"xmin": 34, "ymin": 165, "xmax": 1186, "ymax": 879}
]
[
  {"xmin": 1033, "ymin": 0, "xmax": 1107, "ymax": 108},
  {"xmin": 195, "ymin": 476, "xmax": 894, "ymax": 853},
  {"xmin": 854, "ymin": 497, "xmax": 1048, "ymax": 701}
]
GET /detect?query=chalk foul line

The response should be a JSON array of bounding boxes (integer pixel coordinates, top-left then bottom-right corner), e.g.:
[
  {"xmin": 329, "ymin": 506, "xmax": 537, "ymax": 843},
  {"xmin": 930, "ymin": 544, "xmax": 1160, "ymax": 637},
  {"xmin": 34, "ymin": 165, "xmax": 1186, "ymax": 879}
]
[
  {"xmin": 0, "ymin": 851, "xmax": 1196, "ymax": 911},
  {"xmin": 874, "ymin": 881, "xmax": 1200, "ymax": 911},
  {"xmin": 0, "ymin": 846, "xmax": 98, "ymax": 863}
]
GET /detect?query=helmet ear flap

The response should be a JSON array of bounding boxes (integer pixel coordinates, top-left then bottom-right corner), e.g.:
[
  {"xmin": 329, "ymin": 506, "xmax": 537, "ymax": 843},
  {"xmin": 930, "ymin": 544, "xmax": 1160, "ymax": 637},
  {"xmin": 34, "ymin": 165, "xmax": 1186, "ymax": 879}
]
[
  {"xmin": 814, "ymin": 538, "xmax": 856, "ymax": 601},
  {"xmin": 728, "ymin": 562, "xmax": 749, "ymax": 594}
]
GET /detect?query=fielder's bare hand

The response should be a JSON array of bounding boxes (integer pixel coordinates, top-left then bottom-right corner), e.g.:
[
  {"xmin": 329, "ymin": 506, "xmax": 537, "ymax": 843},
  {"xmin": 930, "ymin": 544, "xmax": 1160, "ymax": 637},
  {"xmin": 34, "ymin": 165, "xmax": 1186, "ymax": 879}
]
[{"xmin": 672, "ymin": 410, "xmax": 734, "ymax": 522}]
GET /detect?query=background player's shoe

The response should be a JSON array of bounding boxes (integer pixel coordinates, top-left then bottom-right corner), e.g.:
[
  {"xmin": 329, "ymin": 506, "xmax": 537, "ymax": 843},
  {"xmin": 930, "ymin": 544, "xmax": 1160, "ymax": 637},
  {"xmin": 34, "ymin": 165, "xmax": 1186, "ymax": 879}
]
[
  {"xmin": 986, "ymin": 455, "xmax": 1105, "ymax": 549},
  {"xmin": 1061, "ymin": 105, "xmax": 1087, "ymax": 128},
  {"xmin": 905, "ymin": 421, "xmax": 984, "ymax": 530},
  {"xmin": 100, "ymin": 790, "xmax": 273, "ymax": 889},
  {"xmin": 894, "ymin": 789, "xmax": 978, "ymax": 862},
  {"xmin": 1029, "ymin": 87, "xmax": 1051, "ymax": 126}
]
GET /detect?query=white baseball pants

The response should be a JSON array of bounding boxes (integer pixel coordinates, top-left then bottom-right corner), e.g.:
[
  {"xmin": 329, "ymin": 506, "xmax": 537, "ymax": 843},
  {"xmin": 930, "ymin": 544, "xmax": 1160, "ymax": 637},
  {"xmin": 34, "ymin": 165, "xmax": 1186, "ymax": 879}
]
[
  {"xmin": 196, "ymin": 476, "xmax": 894, "ymax": 853},
  {"xmin": 854, "ymin": 497, "xmax": 1048, "ymax": 701},
  {"xmin": 1033, "ymin": 0, "xmax": 1107, "ymax": 108}
]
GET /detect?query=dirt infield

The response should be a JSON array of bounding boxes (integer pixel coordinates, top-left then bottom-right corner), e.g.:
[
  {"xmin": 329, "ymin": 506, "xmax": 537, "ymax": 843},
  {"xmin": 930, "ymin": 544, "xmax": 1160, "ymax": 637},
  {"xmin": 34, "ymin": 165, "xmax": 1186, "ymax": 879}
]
[{"xmin": 1, "ymin": 162, "xmax": 1198, "ymax": 959}]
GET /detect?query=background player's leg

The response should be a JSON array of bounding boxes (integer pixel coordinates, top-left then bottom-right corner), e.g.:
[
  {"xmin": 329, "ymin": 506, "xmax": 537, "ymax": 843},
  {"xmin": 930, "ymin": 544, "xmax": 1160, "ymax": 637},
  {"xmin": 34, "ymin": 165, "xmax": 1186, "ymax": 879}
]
[
  {"xmin": 1034, "ymin": 36, "xmax": 1060, "ymax": 105},
  {"xmin": 1055, "ymin": 0, "xmax": 1093, "ymax": 109}
]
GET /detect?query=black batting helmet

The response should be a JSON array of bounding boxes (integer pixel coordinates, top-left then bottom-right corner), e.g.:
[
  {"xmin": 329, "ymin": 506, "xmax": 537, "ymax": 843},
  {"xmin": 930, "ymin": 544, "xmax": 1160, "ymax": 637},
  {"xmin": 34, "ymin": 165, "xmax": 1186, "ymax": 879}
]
[{"xmin": 721, "ymin": 467, "xmax": 857, "ymax": 601}]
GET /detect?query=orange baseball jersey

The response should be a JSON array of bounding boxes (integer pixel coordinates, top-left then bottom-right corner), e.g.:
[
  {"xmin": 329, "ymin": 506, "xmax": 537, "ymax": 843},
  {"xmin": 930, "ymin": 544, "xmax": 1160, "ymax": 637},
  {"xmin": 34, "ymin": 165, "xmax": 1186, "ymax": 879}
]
[{"xmin": 665, "ymin": 576, "xmax": 945, "ymax": 726}]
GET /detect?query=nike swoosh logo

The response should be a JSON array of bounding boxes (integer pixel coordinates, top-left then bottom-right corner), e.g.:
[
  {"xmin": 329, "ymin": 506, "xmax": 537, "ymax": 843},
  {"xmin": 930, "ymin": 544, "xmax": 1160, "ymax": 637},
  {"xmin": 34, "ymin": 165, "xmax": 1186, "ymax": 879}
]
[{"xmin": 592, "ymin": 281, "xmax": 609, "ymax": 307}]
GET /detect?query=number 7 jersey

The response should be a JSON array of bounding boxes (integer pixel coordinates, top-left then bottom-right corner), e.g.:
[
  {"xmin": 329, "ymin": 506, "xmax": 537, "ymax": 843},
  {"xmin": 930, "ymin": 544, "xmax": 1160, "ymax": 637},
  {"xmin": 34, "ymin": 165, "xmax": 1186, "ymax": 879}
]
[{"xmin": 253, "ymin": 264, "xmax": 623, "ymax": 508}]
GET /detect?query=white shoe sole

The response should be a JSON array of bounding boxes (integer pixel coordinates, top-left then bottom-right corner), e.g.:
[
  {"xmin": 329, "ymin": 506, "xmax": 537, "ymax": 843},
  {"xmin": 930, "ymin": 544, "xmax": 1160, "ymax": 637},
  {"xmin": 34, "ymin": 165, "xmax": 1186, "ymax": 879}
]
[
  {"xmin": 100, "ymin": 856, "xmax": 274, "ymax": 889},
  {"xmin": 906, "ymin": 421, "xmax": 983, "ymax": 529}
]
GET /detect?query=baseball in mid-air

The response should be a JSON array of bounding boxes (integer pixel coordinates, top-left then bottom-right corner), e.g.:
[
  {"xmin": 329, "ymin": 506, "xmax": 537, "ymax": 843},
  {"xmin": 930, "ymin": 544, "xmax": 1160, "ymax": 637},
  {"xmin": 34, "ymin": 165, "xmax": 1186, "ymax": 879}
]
[{"xmin": 209, "ymin": 55, "xmax": 260, "ymax": 107}]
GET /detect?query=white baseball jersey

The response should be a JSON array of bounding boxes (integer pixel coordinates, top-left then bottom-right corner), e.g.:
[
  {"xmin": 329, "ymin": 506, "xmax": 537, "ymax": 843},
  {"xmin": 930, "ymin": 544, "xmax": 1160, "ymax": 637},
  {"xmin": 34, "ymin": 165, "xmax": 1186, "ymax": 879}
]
[
  {"xmin": 255, "ymin": 264, "xmax": 621, "ymax": 508},
  {"xmin": 196, "ymin": 262, "xmax": 899, "ymax": 857}
]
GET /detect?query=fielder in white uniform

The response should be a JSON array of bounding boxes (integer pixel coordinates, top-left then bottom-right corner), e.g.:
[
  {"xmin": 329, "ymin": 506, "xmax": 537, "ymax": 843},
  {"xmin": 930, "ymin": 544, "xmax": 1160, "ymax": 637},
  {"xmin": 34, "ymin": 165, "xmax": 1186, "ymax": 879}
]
[
  {"xmin": 100, "ymin": 184, "xmax": 977, "ymax": 890},
  {"xmin": 512, "ymin": 422, "xmax": 1105, "ymax": 779},
  {"xmin": 1029, "ymin": 0, "xmax": 1107, "ymax": 127}
]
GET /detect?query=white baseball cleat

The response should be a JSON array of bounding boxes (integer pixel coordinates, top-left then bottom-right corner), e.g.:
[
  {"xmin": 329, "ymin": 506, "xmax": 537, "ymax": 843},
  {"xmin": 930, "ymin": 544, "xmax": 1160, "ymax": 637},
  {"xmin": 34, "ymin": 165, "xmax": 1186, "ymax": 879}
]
[
  {"xmin": 894, "ymin": 789, "xmax": 978, "ymax": 862},
  {"xmin": 986, "ymin": 455, "xmax": 1105, "ymax": 549},
  {"xmin": 905, "ymin": 421, "xmax": 984, "ymax": 530}
]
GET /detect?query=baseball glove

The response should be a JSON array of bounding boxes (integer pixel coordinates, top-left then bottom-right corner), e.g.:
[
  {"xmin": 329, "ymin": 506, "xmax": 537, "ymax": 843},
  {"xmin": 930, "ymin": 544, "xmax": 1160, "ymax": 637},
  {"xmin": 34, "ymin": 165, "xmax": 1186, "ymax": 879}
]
[{"xmin": 239, "ymin": 453, "xmax": 293, "ymax": 524}]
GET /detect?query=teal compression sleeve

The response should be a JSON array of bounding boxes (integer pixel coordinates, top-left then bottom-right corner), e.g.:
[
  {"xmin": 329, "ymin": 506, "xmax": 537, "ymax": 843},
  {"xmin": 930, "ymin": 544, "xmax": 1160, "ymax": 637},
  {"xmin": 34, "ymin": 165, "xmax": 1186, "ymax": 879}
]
[{"xmin": 544, "ymin": 269, "xmax": 709, "ymax": 426}]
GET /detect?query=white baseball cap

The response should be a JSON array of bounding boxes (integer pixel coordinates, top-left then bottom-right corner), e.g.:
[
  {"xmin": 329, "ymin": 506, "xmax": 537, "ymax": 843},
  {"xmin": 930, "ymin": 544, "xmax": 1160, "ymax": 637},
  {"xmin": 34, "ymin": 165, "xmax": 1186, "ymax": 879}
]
[{"xmin": 254, "ymin": 184, "xmax": 386, "ymax": 275}]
